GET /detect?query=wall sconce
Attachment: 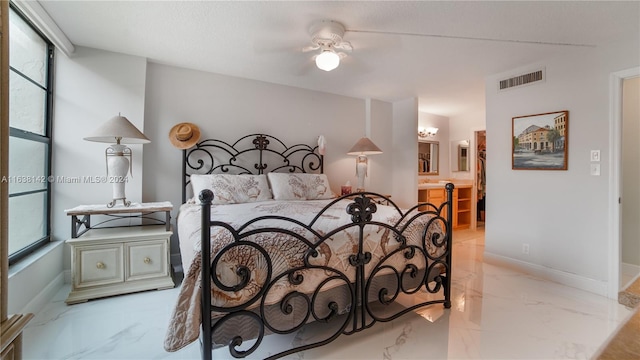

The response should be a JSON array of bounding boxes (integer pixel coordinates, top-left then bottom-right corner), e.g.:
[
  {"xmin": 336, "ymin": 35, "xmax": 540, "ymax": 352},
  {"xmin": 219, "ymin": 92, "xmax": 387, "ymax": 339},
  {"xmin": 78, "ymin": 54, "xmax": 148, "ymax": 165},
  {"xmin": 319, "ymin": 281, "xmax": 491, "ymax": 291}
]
[
  {"xmin": 418, "ymin": 127, "xmax": 439, "ymax": 138},
  {"xmin": 84, "ymin": 115, "xmax": 150, "ymax": 207}
]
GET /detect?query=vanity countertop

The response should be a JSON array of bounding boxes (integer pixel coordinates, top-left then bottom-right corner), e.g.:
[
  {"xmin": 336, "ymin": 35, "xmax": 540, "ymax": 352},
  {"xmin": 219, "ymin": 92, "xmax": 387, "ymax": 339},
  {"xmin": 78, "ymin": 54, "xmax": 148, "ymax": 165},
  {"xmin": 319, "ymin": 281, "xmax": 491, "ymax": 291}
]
[{"xmin": 418, "ymin": 182, "xmax": 472, "ymax": 189}]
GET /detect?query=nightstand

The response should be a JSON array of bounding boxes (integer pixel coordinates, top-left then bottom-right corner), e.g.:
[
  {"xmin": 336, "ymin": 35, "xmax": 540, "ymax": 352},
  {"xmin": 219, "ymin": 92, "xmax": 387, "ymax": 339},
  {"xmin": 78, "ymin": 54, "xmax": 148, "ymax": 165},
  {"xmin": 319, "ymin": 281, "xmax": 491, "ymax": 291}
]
[{"xmin": 64, "ymin": 202, "xmax": 174, "ymax": 304}]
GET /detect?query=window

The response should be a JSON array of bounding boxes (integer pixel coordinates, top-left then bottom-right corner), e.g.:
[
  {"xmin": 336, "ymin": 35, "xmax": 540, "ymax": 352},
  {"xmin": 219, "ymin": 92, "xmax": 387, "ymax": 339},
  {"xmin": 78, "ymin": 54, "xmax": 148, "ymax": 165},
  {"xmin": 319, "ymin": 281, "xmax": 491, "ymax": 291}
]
[{"xmin": 6, "ymin": 5, "xmax": 54, "ymax": 264}]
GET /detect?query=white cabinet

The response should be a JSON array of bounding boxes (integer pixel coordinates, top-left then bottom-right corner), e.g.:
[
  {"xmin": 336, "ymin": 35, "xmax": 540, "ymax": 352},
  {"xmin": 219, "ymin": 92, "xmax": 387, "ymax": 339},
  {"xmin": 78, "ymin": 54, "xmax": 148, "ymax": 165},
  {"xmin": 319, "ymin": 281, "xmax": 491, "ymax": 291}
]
[{"xmin": 66, "ymin": 225, "xmax": 174, "ymax": 304}]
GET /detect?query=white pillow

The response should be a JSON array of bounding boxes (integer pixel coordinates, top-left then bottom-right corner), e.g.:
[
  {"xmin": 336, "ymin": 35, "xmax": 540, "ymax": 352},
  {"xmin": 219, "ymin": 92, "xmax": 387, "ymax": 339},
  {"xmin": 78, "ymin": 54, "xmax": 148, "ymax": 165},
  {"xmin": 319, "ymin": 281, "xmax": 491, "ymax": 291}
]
[
  {"xmin": 267, "ymin": 173, "xmax": 333, "ymax": 200},
  {"xmin": 190, "ymin": 174, "xmax": 272, "ymax": 204}
]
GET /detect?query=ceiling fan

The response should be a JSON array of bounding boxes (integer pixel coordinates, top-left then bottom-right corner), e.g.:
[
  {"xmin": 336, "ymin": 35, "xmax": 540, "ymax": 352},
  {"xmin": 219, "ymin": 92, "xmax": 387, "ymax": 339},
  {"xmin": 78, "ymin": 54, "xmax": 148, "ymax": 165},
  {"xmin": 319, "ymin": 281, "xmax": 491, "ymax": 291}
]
[
  {"xmin": 299, "ymin": 19, "xmax": 593, "ymax": 73},
  {"xmin": 303, "ymin": 20, "xmax": 353, "ymax": 72}
]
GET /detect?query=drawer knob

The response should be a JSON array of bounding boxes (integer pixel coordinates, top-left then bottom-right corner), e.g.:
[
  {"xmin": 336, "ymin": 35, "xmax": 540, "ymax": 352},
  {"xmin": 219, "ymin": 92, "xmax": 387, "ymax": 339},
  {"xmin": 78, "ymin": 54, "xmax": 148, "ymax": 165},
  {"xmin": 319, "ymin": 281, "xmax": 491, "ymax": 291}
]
[
  {"xmin": 144, "ymin": 257, "xmax": 151, "ymax": 264},
  {"xmin": 96, "ymin": 262, "xmax": 105, "ymax": 269}
]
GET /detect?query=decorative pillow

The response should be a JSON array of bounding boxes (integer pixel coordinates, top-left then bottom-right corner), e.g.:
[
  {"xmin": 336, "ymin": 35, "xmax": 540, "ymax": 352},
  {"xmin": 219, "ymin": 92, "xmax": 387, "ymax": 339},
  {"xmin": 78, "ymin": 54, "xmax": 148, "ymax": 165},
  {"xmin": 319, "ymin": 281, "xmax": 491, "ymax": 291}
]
[
  {"xmin": 190, "ymin": 174, "xmax": 272, "ymax": 204},
  {"xmin": 267, "ymin": 173, "xmax": 333, "ymax": 200}
]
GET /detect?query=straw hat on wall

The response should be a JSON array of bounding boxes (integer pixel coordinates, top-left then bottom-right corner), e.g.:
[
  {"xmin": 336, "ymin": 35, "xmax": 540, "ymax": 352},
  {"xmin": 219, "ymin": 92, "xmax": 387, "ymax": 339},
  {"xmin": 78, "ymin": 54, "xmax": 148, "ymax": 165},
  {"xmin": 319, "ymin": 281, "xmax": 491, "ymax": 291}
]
[{"xmin": 169, "ymin": 122, "xmax": 201, "ymax": 149}]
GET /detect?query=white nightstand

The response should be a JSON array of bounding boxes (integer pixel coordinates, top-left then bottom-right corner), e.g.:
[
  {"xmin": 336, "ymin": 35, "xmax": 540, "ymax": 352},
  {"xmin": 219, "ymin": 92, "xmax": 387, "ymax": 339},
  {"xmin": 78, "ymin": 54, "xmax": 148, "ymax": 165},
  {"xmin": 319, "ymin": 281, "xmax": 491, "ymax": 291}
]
[{"xmin": 64, "ymin": 202, "xmax": 175, "ymax": 304}]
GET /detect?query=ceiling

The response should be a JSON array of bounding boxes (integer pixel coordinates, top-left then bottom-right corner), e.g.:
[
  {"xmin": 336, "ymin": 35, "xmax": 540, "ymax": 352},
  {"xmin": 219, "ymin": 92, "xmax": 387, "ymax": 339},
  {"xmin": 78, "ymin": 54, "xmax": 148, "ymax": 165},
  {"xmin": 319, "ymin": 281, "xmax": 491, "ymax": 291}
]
[{"xmin": 37, "ymin": 1, "xmax": 640, "ymax": 118}]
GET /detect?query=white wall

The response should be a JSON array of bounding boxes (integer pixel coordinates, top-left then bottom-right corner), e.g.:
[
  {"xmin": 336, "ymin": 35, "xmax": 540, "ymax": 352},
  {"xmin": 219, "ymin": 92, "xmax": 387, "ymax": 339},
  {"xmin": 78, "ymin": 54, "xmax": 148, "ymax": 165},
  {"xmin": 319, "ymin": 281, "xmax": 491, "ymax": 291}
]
[
  {"xmin": 7, "ymin": 241, "xmax": 64, "ymax": 315},
  {"xmin": 52, "ymin": 47, "xmax": 147, "ymax": 243},
  {"xmin": 392, "ymin": 98, "xmax": 419, "ymax": 208},
  {"xmin": 368, "ymin": 99, "xmax": 394, "ymax": 195},
  {"xmin": 484, "ymin": 40, "xmax": 640, "ymax": 295},
  {"xmin": 142, "ymin": 63, "xmax": 393, "ymax": 206},
  {"xmin": 8, "ymin": 47, "xmax": 148, "ymax": 313},
  {"xmin": 449, "ymin": 109, "xmax": 486, "ymax": 143},
  {"xmin": 141, "ymin": 63, "xmax": 402, "ymax": 266},
  {"xmin": 449, "ymin": 111, "xmax": 486, "ymax": 181},
  {"xmin": 622, "ymin": 77, "xmax": 640, "ymax": 267}
]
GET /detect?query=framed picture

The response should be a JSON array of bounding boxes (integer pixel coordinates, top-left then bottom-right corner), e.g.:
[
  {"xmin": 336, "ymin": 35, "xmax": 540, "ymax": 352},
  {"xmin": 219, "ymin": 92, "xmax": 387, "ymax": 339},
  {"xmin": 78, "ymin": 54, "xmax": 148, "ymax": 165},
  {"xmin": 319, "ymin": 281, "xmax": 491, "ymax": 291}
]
[{"xmin": 512, "ymin": 110, "xmax": 568, "ymax": 170}]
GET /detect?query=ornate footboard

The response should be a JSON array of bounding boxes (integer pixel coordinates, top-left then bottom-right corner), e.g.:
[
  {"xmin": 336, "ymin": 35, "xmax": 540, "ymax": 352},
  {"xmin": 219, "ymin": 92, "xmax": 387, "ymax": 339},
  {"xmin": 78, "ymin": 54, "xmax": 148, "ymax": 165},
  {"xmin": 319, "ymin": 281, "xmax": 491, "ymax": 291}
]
[{"xmin": 198, "ymin": 185, "xmax": 454, "ymax": 360}]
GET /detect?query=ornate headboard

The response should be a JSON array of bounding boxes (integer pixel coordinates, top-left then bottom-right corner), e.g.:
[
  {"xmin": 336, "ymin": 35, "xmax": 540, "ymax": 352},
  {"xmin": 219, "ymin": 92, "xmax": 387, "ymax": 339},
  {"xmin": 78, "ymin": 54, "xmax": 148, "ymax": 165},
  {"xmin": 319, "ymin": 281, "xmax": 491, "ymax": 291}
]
[{"xmin": 182, "ymin": 134, "xmax": 324, "ymax": 203}]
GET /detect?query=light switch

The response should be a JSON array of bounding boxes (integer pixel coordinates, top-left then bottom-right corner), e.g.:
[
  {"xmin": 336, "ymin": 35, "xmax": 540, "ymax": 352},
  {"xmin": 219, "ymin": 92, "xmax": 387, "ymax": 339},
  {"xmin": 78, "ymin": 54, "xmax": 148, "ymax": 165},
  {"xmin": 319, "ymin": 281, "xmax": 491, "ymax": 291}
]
[
  {"xmin": 590, "ymin": 150, "xmax": 600, "ymax": 162},
  {"xmin": 590, "ymin": 163, "xmax": 601, "ymax": 176}
]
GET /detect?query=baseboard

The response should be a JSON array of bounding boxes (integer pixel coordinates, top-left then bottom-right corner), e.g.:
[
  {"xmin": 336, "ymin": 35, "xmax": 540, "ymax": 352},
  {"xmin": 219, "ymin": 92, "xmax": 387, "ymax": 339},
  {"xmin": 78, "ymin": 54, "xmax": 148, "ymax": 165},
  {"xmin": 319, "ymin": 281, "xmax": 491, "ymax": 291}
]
[
  {"xmin": 621, "ymin": 263, "xmax": 640, "ymax": 289},
  {"xmin": 19, "ymin": 271, "xmax": 65, "ymax": 316},
  {"xmin": 621, "ymin": 262, "xmax": 640, "ymax": 276},
  {"xmin": 484, "ymin": 252, "xmax": 608, "ymax": 297}
]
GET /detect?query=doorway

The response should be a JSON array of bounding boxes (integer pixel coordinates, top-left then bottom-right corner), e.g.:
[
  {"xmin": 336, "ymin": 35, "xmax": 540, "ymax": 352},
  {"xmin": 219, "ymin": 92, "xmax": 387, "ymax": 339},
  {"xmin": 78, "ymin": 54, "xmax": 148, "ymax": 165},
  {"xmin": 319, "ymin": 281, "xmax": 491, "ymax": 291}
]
[
  {"xmin": 475, "ymin": 130, "xmax": 486, "ymax": 229},
  {"xmin": 609, "ymin": 67, "xmax": 640, "ymax": 299},
  {"xmin": 621, "ymin": 76, "xmax": 640, "ymax": 289}
]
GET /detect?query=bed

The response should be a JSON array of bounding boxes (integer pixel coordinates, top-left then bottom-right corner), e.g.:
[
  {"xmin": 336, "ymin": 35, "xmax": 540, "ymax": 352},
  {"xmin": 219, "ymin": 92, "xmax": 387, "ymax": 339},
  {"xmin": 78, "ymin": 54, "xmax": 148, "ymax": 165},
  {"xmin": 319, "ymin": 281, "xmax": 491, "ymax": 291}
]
[{"xmin": 164, "ymin": 134, "xmax": 453, "ymax": 359}]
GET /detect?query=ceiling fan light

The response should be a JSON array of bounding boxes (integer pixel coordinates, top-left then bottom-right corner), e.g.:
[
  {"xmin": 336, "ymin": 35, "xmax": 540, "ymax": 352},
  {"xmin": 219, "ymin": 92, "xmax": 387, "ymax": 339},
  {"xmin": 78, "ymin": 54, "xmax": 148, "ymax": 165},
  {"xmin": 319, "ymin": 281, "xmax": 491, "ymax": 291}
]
[{"xmin": 315, "ymin": 50, "xmax": 340, "ymax": 71}]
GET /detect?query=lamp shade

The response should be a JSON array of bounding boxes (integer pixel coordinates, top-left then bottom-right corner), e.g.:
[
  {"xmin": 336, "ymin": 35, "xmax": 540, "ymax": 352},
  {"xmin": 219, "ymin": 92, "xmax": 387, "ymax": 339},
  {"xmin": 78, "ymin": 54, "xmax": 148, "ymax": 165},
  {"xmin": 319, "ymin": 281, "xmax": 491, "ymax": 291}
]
[
  {"xmin": 84, "ymin": 115, "xmax": 150, "ymax": 144},
  {"xmin": 315, "ymin": 50, "xmax": 340, "ymax": 71},
  {"xmin": 347, "ymin": 137, "xmax": 383, "ymax": 155}
]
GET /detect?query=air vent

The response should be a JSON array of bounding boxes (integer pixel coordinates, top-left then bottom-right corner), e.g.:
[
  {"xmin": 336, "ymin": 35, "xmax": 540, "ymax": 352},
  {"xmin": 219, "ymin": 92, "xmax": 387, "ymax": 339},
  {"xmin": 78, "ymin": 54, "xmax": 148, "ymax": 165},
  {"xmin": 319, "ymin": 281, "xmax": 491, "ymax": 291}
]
[{"xmin": 498, "ymin": 68, "xmax": 545, "ymax": 91}]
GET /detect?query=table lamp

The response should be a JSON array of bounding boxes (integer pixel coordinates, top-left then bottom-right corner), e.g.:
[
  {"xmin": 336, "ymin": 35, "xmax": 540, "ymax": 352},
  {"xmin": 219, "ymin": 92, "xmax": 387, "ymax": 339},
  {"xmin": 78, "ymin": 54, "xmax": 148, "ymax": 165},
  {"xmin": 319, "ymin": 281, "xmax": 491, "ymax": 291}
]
[
  {"xmin": 84, "ymin": 115, "xmax": 150, "ymax": 207},
  {"xmin": 347, "ymin": 137, "xmax": 382, "ymax": 192}
]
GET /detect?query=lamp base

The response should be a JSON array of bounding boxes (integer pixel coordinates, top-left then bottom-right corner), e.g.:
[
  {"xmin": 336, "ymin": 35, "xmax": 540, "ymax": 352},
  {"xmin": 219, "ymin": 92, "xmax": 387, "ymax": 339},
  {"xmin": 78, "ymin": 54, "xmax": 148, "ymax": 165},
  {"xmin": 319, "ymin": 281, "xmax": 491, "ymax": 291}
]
[
  {"xmin": 355, "ymin": 155, "xmax": 368, "ymax": 192},
  {"xmin": 107, "ymin": 198, "xmax": 131, "ymax": 208},
  {"xmin": 106, "ymin": 144, "xmax": 131, "ymax": 208}
]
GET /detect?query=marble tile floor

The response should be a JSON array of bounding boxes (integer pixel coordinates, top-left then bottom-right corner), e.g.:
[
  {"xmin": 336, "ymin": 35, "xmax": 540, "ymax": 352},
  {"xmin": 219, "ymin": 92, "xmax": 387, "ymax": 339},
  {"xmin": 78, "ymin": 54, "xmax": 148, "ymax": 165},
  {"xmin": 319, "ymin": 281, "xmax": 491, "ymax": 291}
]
[{"xmin": 23, "ymin": 229, "xmax": 633, "ymax": 360}]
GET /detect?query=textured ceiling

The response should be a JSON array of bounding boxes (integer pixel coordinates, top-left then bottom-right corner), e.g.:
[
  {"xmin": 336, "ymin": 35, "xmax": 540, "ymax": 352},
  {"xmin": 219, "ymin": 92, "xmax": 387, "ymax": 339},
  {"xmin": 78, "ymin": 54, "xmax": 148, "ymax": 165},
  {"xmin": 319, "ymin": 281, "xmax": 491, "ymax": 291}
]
[{"xmin": 38, "ymin": 1, "xmax": 640, "ymax": 118}]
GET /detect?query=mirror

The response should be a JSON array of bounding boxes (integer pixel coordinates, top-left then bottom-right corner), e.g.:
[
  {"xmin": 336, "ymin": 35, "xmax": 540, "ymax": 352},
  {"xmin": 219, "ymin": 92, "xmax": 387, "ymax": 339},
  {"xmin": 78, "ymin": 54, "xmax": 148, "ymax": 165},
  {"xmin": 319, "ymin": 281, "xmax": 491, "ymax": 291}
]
[
  {"xmin": 451, "ymin": 140, "xmax": 470, "ymax": 172},
  {"xmin": 418, "ymin": 140, "xmax": 439, "ymax": 175}
]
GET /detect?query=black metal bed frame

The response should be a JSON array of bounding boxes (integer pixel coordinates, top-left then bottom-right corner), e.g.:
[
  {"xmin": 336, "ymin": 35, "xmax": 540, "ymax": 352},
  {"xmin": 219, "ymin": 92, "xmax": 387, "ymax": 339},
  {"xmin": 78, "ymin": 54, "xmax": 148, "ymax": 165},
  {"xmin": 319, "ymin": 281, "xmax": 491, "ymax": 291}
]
[
  {"xmin": 182, "ymin": 134, "xmax": 323, "ymax": 203},
  {"xmin": 182, "ymin": 134, "xmax": 453, "ymax": 359}
]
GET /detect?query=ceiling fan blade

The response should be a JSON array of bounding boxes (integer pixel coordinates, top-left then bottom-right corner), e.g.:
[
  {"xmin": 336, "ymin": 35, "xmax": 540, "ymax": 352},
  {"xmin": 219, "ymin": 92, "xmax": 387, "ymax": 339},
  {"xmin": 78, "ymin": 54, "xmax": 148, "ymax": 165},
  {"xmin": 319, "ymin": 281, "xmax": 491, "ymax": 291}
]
[
  {"xmin": 302, "ymin": 44, "xmax": 320, "ymax": 53},
  {"xmin": 334, "ymin": 41, "xmax": 353, "ymax": 52},
  {"xmin": 253, "ymin": 33, "xmax": 315, "ymax": 55},
  {"xmin": 347, "ymin": 28, "xmax": 594, "ymax": 47}
]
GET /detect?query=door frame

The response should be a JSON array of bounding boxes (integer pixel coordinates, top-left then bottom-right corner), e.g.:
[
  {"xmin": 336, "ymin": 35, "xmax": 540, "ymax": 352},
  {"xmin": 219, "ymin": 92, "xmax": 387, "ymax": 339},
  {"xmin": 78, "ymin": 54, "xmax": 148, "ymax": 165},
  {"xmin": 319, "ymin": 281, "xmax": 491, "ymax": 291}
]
[
  {"xmin": 470, "ymin": 127, "xmax": 485, "ymax": 230},
  {"xmin": 608, "ymin": 67, "xmax": 640, "ymax": 299}
]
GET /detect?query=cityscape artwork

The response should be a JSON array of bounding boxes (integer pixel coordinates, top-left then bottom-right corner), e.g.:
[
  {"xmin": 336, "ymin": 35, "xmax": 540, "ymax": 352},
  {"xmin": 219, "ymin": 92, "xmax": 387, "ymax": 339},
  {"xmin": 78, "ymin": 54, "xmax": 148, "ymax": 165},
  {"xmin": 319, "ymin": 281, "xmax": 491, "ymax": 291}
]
[{"xmin": 512, "ymin": 110, "xmax": 569, "ymax": 170}]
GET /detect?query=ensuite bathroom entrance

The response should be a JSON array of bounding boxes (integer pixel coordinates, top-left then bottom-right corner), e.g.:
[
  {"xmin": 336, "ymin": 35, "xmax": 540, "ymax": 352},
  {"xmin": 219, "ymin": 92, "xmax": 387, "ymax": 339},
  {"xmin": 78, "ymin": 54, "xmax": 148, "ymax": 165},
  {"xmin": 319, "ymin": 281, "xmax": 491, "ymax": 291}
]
[{"xmin": 475, "ymin": 130, "xmax": 486, "ymax": 229}]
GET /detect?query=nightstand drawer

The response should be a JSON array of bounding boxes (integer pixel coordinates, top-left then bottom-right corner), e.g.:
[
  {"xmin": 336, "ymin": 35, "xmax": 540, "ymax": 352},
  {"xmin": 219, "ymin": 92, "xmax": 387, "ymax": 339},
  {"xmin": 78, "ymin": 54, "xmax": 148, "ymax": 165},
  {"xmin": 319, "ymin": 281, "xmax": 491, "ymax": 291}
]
[
  {"xmin": 75, "ymin": 244, "xmax": 124, "ymax": 288},
  {"xmin": 126, "ymin": 240, "xmax": 168, "ymax": 280}
]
